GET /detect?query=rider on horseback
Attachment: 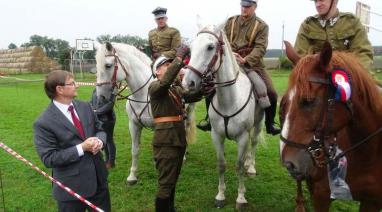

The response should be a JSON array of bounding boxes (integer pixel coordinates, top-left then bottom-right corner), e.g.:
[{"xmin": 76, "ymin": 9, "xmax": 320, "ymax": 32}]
[{"xmin": 197, "ymin": 0, "xmax": 281, "ymax": 135}]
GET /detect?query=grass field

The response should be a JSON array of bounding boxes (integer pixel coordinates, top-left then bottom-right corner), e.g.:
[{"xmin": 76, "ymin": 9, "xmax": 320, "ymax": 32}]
[{"xmin": 1, "ymin": 70, "xmax": 378, "ymax": 211}]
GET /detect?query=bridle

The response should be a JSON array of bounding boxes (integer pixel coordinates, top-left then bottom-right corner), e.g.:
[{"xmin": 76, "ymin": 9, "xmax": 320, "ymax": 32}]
[
  {"xmin": 185, "ymin": 29, "xmax": 253, "ymax": 139},
  {"xmin": 185, "ymin": 30, "xmax": 239, "ymax": 88},
  {"xmin": 97, "ymin": 47, "xmax": 153, "ymax": 128},
  {"xmin": 280, "ymin": 72, "xmax": 382, "ymax": 167}
]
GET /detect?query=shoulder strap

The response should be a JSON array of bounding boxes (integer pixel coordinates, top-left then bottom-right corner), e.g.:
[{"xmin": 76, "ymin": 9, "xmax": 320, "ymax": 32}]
[
  {"xmin": 230, "ymin": 16, "xmax": 238, "ymax": 44},
  {"xmin": 248, "ymin": 20, "xmax": 259, "ymax": 47}
]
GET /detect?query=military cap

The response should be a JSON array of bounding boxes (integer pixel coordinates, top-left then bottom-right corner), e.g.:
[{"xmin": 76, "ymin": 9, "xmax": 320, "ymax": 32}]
[
  {"xmin": 152, "ymin": 7, "xmax": 167, "ymax": 19},
  {"xmin": 240, "ymin": 0, "xmax": 257, "ymax": 7},
  {"xmin": 152, "ymin": 56, "xmax": 172, "ymax": 71}
]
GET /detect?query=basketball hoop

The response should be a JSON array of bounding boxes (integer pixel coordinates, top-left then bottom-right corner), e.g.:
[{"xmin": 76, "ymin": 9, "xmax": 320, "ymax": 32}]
[{"xmin": 70, "ymin": 39, "xmax": 94, "ymax": 78}]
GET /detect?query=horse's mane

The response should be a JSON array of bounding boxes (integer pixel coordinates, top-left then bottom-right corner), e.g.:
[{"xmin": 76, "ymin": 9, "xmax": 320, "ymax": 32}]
[
  {"xmin": 289, "ymin": 52, "xmax": 382, "ymax": 113},
  {"xmin": 112, "ymin": 43, "xmax": 152, "ymax": 66}
]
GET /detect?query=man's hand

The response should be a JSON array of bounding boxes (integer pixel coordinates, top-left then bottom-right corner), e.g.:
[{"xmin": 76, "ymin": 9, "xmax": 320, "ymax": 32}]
[
  {"xmin": 176, "ymin": 44, "xmax": 190, "ymax": 60},
  {"xmin": 201, "ymin": 75, "xmax": 215, "ymax": 95},
  {"xmin": 233, "ymin": 52, "xmax": 246, "ymax": 65},
  {"xmin": 81, "ymin": 137, "xmax": 103, "ymax": 155}
]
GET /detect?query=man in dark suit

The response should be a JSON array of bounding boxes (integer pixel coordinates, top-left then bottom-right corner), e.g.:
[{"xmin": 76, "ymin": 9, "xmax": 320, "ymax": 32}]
[{"xmin": 33, "ymin": 70, "xmax": 111, "ymax": 212}]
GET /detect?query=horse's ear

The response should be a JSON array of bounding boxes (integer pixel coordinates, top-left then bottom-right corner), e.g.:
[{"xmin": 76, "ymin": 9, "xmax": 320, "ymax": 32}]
[
  {"xmin": 94, "ymin": 41, "xmax": 101, "ymax": 51},
  {"xmin": 106, "ymin": 42, "xmax": 113, "ymax": 52},
  {"xmin": 196, "ymin": 15, "xmax": 204, "ymax": 31},
  {"xmin": 284, "ymin": 41, "xmax": 300, "ymax": 65},
  {"xmin": 319, "ymin": 41, "xmax": 332, "ymax": 72}
]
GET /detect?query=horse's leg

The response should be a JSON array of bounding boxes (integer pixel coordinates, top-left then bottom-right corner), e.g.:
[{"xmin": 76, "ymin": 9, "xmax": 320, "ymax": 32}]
[
  {"xmin": 295, "ymin": 180, "xmax": 306, "ymax": 212},
  {"xmin": 184, "ymin": 103, "xmax": 196, "ymax": 161},
  {"xmin": 126, "ymin": 121, "xmax": 142, "ymax": 185},
  {"xmin": 246, "ymin": 108, "xmax": 264, "ymax": 176},
  {"xmin": 306, "ymin": 179, "xmax": 331, "ymax": 212},
  {"xmin": 359, "ymin": 201, "xmax": 380, "ymax": 212},
  {"xmin": 236, "ymin": 132, "xmax": 250, "ymax": 210},
  {"xmin": 212, "ymin": 130, "xmax": 226, "ymax": 208}
]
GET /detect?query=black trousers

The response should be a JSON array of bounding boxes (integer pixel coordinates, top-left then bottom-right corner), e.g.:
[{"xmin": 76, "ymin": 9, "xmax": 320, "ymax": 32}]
[{"xmin": 57, "ymin": 185, "xmax": 111, "ymax": 212}]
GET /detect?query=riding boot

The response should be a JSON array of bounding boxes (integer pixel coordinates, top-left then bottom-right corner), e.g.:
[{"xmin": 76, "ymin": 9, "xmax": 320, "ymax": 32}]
[
  {"xmin": 265, "ymin": 101, "xmax": 281, "ymax": 135},
  {"xmin": 169, "ymin": 188, "xmax": 177, "ymax": 212},
  {"xmin": 155, "ymin": 197, "xmax": 170, "ymax": 212},
  {"xmin": 197, "ymin": 92, "xmax": 213, "ymax": 131}
]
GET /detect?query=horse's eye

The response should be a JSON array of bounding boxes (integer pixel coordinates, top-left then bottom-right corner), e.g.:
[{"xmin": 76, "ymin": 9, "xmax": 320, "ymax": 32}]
[
  {"xmin": 300, "ymin": 98, "xmax": 316, "ymax": 108},
  {"xmin": 105, "ymin": 63, "xmax": 113, "ymax": 69},
  {"xmin": 207, "ymin": 44, "xmax": 214, "ymax": 51}
]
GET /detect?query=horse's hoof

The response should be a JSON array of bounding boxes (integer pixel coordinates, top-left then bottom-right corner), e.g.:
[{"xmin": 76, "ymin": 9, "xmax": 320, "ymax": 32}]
[
  {"xmin": 246, "ymin": 170, "xmax": 257, "ymax": 177},
  {"xmin": 215, "ymin": 199, "xmax": 225, "ymax": 208},
  {"xmin": 235, "ymin": 202, "xmax": 248, "ymax": 211},
  {"xmin": 126, "ymin": 179, "xmax": 137, "ymax": 186}
]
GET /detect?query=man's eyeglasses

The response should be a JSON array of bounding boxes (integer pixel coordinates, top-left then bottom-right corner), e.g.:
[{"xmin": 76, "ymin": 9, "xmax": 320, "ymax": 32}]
[{"xmin": 64, "ymin": 81, "xmax": 77, "ymax": 87}]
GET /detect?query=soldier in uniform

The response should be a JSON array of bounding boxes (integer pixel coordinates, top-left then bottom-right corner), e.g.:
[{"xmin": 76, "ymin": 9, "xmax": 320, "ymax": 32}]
[
  {"xmin": 148, "ymin": 7, "xmax": 181, "ymax": 60},
  {"xmin": 149, "ymin": 45, "xmax": 202, "ymax": 212},
  {"xmin": 197, "ymin": 0, "xmax": 281, "ymax": 135},
  {"xmin": 295, "ymin": 0, "xmax": 374, "ymax": 71}
]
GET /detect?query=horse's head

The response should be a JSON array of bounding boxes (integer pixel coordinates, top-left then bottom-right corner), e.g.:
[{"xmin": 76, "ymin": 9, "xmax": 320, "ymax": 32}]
[
  {"xmin": 280, "ymin": 41, "xmax": 354, "ymax": 179},
  {"xmin": 182, "ymin": 25, "xmax": 225, "ymax": 91},
  {"xmin": 95, "ymin": 42, "xmax": 128, "ymax": 102}
]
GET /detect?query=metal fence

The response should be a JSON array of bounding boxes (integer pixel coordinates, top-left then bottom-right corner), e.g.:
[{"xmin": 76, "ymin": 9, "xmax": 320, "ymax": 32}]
[{"xmin": 62, "ymin": 59, "xmax": 97, "ymax": 73}]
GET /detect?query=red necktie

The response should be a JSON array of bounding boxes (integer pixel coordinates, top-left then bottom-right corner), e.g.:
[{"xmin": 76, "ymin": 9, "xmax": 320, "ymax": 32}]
[{"xmin": 68, "ymin": 105, "xmax": 85, "ymax": 139}]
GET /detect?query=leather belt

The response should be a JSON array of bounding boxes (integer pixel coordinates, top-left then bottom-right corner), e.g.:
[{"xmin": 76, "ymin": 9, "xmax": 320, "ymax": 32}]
[{"xmin": 154, "ymin": 115, "xmax": 183, "ymax": 124}]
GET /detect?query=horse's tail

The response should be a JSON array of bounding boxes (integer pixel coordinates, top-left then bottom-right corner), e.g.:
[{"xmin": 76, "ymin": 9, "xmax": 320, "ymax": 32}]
[{"xmin": 185, "ymin": 103, "xmax": 197, "ymax": 144}]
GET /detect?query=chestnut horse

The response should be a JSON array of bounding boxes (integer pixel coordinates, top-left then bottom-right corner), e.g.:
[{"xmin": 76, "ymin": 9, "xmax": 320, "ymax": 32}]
[{"xmin": 280, "ymin": 41, "xmax": 382, "ymax": 212}]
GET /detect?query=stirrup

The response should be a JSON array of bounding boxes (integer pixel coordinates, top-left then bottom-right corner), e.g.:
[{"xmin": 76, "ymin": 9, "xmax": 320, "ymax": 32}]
[{"xmin": 197, "ymin": 119, "xmax": 211, "ymax": 131}]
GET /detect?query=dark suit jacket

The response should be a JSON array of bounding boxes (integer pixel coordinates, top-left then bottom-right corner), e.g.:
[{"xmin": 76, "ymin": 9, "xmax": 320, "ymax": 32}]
[
  {"xmin": 33, "ymin": 100, "xmax": 108, "ymax": 201},
  {"xmin": 149, "ymin": 58, "xmax": 202, "ymax": 147}
]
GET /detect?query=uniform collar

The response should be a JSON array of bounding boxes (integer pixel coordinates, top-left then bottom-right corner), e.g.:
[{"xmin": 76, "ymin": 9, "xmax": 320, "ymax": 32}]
[
  {"xmin": 239, "ymin": 13, "xmax": 256, "ymax": 25},
  {"xmin": 313, "ymin": 10, "xmax": 341, "ymax": 28},
  {"xmin": 157, "ymin": 25, "xmax": 168, "ymax": 31}
]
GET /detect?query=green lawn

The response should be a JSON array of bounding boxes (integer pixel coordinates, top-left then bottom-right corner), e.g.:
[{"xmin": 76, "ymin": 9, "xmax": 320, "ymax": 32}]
[{"xmin": 0, "ymin": 71, "xmax": 362, "ymax": 211}]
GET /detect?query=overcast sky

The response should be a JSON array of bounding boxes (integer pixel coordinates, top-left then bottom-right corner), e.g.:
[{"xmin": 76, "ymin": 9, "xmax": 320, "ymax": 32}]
[{"xmin": 0, "ymin": 0, "xmax": 381, "ymax": 49}]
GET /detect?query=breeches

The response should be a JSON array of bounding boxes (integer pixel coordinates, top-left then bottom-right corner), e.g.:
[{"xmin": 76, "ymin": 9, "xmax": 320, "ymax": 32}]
[
  {"xmin": 153, "ymin": 146, "xmax": 186, "ymax": 199},
  {"xmin": 253, "ymin": 68, "xmax": 278, "ymax": 104}
]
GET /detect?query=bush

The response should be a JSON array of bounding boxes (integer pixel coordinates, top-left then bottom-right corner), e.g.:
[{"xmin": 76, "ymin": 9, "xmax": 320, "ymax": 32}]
[{"xmin": 279, "ymin": 56, "xmax": 293, "ymax": 69}]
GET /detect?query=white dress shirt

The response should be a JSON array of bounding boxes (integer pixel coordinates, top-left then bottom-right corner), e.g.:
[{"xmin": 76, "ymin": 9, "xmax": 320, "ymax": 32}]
[{"xmin": 53, "ymin": 100, "xmax": 84, "ymax": 157}]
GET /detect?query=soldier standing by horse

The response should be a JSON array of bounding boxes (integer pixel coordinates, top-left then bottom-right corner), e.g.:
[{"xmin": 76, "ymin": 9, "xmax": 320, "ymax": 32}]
[{"xmin": 149, "ymin": 45, "xmax": 202, "ymax": 212}]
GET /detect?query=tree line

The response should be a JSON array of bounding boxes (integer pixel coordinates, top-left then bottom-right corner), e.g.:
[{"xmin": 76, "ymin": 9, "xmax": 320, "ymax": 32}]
[{"xmin": 7, "ymin": 34, "xmax": 149, "ymax": 66}]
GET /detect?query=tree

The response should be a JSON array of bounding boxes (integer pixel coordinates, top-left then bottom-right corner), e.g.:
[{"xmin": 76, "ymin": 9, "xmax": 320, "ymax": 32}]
[
  {"xmin": 96, "ymin": 34, "xmax": 149, "ymax": 56},
  {"xmin": 21, "ymin": 35, "xmax": 71, "ymax": 65},
  {"xmin": 8, "ymin": 43, "xmax": 17, "ymax": 49}
]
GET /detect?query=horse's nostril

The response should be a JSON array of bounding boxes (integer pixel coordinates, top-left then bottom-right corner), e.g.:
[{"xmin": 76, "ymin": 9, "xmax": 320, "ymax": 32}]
[{"xmin": 189, "ymin": 81, "xmax": 195, "ymax": 88}]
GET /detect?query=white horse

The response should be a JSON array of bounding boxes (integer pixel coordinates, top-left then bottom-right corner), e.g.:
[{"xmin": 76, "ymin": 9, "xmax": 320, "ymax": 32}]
[
  {"xmin": 94, "ymin": 42, "xmax": 196, "ymax": 185},
  {"xmin": 182, "ymin": 25, "xmax": 264, "ymax": 209}
]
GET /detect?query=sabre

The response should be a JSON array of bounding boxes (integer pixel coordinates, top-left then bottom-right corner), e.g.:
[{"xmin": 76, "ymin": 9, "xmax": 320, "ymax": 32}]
[{"xmin": 0, "ymin": 142, "xmax": 104, "ymax": 212}]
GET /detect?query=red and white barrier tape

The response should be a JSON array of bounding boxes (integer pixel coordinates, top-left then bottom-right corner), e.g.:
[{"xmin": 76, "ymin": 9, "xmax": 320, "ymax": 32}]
[
  {"xmin": 0, "ymin": 142, "xmax": 104, "ymax": 212},
  {"xmin": 76, "ymin": 82, "xmax": 97, "ymax": 86}
]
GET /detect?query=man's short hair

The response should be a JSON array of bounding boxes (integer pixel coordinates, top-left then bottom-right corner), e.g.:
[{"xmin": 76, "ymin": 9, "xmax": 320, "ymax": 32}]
[{"xmin": 44, "ymin": 70, "xmax": 73, "ymax": 100}]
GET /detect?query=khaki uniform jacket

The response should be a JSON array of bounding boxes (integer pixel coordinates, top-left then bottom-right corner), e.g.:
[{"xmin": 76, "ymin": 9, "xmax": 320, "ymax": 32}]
[
  {"xmin": 224, "ymin": 14, "xmax": 268, "ymax": 69},
  {"xmin": 295, "ymin": 12, "xmax": 373, "ymax": 70},
  {"xmin": 148, "ymin": 25, "xmax": 181, "ymax": 59},
  {"xmin": 149, "ymin": 58, "xmax": 202, "ymax": 147}
]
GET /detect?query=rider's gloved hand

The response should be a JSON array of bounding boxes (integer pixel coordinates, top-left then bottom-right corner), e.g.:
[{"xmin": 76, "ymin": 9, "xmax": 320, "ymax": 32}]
[
  {"xmin": 201, "ymin": 75, "xmax": 215, "ymax": 95},
  {"xmin": 176, "ymin": 44, "xmax": 190, "ymax": 60}
]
